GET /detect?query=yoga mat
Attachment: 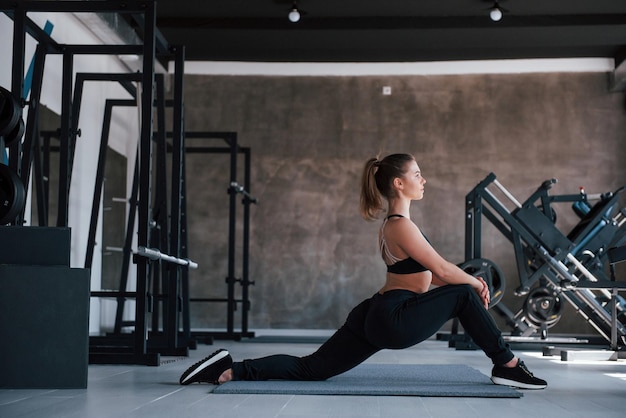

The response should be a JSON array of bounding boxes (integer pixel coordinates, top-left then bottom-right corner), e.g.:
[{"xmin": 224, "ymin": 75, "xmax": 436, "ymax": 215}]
[{"xmin": 213, "ymin": 364, "xmax": 522, "ymax": 398}]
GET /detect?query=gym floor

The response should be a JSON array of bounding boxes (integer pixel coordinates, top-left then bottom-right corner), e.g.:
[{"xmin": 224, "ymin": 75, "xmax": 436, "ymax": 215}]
[{"xmin": 1, "ymin": 332, "xmax": 625, "ymax": 418}]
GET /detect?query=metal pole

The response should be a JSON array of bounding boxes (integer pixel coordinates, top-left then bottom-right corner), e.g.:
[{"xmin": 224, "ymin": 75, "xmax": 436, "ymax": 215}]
[
  {"xmin": 134, "ymin": 0, "xmax": 156, "ymax": 364},
  {"xmin": 226, "ymin": 133, "xmax": 238, "ymax": 335},
  {"xmin": 57, "ymin": 51, "xmax": 73, "ymax": 227}
]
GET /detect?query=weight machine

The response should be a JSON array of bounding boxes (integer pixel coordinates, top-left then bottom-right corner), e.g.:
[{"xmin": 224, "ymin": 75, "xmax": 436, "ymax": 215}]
[{"xmin": 462, "ymin": 173, "xmax": 626, "ymax": 353}]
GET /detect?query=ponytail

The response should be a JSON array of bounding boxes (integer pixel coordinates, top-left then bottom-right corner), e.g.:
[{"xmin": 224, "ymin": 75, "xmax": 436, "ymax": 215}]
[{"xmin": 359, "ymin": 158, "xmax": 384, "ymax": 221}]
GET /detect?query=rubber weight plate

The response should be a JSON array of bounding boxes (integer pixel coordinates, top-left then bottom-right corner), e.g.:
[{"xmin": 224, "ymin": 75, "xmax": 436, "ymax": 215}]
[
  {"xmin": 0, "ymin": 86, "xmax": 21, "ymax": 138},
  {"xmin": 4, "ymin": 117, "xmax": 24, "ymax": 147},
  {"xmin": 523, "ymin": 286, "xmax": 563, "ymax": 329},
  {"xmin": 0, "ymin": 164, "xmax": 26, "ymax": 225},
  {"xmin": 459, "ymin": 258, "xmax": 506, "ymax": 308}
]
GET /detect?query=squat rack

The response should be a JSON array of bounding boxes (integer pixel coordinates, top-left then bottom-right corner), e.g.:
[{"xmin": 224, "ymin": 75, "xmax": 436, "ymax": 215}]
[
  {"xmin": 178, "ymin": 131, "xmax": 257, "ymax": 343},
  {"xmin": 2, "ymin": 0, "xmax": 188, "ymax": 365},
  {"xmin": 84, "ymin": 69, "xmax": 195, "ymax": 364}
]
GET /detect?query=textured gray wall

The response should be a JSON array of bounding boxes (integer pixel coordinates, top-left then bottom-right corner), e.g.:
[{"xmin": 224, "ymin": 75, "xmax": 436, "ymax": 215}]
[{"xmin": 182, "ymin": 72, "xmax": 626, "ymax": 335}]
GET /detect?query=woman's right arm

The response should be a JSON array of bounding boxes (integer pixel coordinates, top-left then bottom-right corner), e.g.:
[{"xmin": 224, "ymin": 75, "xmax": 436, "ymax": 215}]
[{"xmin": 432, "ymin": 266, "xmax": 490, "ymax": 308}]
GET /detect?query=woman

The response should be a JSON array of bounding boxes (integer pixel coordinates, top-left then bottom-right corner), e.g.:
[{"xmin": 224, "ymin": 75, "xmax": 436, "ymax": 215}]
[{"xmin": 179, "ymin": 153, "xmax": 547, "ymax": 390}]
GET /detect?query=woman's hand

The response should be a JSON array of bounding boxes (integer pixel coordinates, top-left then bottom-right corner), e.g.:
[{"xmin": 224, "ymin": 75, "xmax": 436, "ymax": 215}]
[{"xmin": 473, "ymin": 277, "xmax": 490, "ymax": 309}]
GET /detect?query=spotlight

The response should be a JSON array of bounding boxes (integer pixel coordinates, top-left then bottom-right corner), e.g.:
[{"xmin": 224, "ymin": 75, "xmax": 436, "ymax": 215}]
[
  {"xmin": 489, "ymin": 2, "xmax": 503, "ymax": 22},
  {"xmin": 288, "ymin": 2, "xmax": 301, "ymax": 23}
]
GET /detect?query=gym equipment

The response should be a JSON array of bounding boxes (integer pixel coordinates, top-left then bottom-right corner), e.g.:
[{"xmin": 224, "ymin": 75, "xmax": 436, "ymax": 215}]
[
  {"xmin": 0, "ymin": 86, "xmax": 22, "ymax": 144},
  {"xmin": 522, "ymin": 284, "xmax": 563, "ymax": 338},
  {"xmin": 0, "ymin": 163, "xmax": 26, "ymax": 225},
  {"xmin": 136, "ymin": 246, "xmax": 198, "ymax": 269},
  {"xmin": 181, "ymin": 131, "xmax": 258, "ymax": 343},
  {"xmin": 5, "ymin": 117, "xmax": 25, "ymax": 147},
  {"xmin": 3, "ymin": 1, "xmax": 187, "ymax": 366},
  {"xmin": 86, "ymin": 71, "xmax": 190, "ymax": 364},
  {"xmin": 464, "ymin": 173, "xmax": 626, "ymax": 346}
]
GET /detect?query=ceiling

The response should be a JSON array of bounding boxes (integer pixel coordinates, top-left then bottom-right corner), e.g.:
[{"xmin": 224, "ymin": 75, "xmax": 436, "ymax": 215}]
[{"xmin": 153, "ymin": 0, "xmax": 626, "ymax": 64}]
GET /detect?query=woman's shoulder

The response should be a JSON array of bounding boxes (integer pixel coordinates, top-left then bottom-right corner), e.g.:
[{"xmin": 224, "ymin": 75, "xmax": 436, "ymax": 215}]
[{"xmin": 385, "ymin": 215, "xmax": 420, "ymax": 234}]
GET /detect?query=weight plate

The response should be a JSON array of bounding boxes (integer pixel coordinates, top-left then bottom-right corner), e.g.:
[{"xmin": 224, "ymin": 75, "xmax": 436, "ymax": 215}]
[
  {"xmin": 0, "ymin": 86, "xmax": 21, "ymax": 138},
  {"xmin": 0, "ymin": 164, "xmax": 26, "ymax": 225},
  {"xmin": 4, "ymin": 117, "xmax": 24, "ymax": 147},
  {"xmin": 523, "ymin": 286, "xmax": 563, "ymax": 329},
  {"xmin": 459, "ymin": 258, "xmax": 506, "ymax": 308}
]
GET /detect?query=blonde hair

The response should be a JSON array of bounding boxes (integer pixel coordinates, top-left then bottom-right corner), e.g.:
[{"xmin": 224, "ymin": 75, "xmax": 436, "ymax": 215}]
[{"xmin": 359, "ymin": 153, "xmax": 415, "ymax": 221}]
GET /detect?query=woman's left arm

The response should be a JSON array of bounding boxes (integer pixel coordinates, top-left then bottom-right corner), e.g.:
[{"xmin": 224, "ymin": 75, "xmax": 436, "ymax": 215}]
[{"xmin": 394, "ymin": 222, "xmax": 490, "ymax": 308}]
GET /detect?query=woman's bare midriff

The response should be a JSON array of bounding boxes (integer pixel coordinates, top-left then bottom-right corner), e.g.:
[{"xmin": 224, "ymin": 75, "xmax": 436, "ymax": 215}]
[{"xmin": 379, "ymin": 270, "xmax": 433, "ymax": 294}]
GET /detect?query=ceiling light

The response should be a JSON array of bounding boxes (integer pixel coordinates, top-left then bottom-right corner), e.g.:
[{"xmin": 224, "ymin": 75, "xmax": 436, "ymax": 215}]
[
  {"xmin": 288, "ymin": 2, "xmax": 301, "ymax": 23},
  {"xmin": 489, "ymin": 2, "xmax": 503, "ymax": 22}
]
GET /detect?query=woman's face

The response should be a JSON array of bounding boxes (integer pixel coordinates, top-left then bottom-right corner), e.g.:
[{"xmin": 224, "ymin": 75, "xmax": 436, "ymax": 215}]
[{"xmin": 400, "ymin": 160, "xmax": 426, "ymax": 200}]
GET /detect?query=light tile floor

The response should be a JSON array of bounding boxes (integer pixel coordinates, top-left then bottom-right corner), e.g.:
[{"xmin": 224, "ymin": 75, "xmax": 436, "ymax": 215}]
[{"xmin": 2, "ymin": 333, "xmax": 625, "ymax": 417}]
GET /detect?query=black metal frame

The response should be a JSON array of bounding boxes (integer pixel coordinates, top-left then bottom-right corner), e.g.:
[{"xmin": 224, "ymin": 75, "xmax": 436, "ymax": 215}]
[
  {"xmin": 3, "ymin": 0, "xmax": 256, "ymax": 364},
  {"xmin": 1, "ymin": 1, "xmax": 187, "ymax": 365},
  {"xmin": 83, "ymin": 68, "xmax": 191, "ymax": 365},
  {"xmin": 178, "ymin": 132, "xmax": 257, "ymax": 342}
]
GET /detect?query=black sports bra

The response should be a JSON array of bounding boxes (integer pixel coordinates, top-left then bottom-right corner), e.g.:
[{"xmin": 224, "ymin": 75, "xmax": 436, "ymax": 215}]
[{"xmin": 381, "ymin": 214, "xmax": 430, "ymax": 275}]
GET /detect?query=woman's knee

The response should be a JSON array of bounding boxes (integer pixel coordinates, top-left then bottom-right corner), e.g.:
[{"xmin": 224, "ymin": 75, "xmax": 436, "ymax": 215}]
[
  {"xmin": 442, "ymin": 283, "xmax": 474, "ymax": 298},
  {"xmin": 458, "ymin": 283, "xmax": 474, "ymax": 292}
]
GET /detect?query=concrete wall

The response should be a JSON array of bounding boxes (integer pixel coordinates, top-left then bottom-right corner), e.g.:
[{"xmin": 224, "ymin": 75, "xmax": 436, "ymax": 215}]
[{"xmin": 182, "ymin": 71, "xmax": 626, "ymax": 335}]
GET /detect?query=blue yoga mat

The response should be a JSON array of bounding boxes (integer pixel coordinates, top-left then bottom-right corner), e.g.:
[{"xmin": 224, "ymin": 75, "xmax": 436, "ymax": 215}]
[{"xmin": 213, "ymin": 364, "xmax": 522, "ymax": 398}]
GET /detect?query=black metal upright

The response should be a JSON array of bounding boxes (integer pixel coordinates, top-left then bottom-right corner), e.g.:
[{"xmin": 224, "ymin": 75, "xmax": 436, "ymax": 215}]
[
  {"xmin": 168, "ymin": 45, "xmax": 187, "ymax": 351},
  {"xmin": 134, "ymin": 0, "xmax": 157, "ymax": 365},
  {"xmin": 8, "ymin": 1, "xmax": 24, "ymax": 187},
  {"xmin": 57, "ymin": 51, "xmax": 73, "ymax": 227},
  {"xmin": 226, "ymin": 133, "xmax": 238, "ymax": 335},
  {"xmin": 151, "ymin": 73, "xmax": 168, "ymax": 337},
  {"xmin": 241, "ymin": 147, "xmax": 254, "ymax": 334}
]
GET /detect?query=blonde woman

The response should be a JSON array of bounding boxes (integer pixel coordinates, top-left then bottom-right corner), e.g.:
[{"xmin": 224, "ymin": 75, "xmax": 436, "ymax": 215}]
[{"xmin": 180, "ymin": 153, "xmax": 546, "ymax": 390}]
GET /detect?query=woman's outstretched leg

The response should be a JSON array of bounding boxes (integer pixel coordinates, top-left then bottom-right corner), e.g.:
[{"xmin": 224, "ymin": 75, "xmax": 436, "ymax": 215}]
[
  {"xmin": 180, "ymin": 297, "xmax": 380, "ymax": 384},
  {"xmin": 233, "ymin": 324, "xmax": 379, "ymax": 380},
  {"xmin": 233, "ymin": 297, "xmax": 379, "ymax": 381}
]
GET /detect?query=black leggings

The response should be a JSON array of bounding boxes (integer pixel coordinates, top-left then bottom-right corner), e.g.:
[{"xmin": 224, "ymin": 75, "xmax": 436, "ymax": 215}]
[{"xmin": 232, "ymin": 285, "xmax": 514, "ymax": 381}]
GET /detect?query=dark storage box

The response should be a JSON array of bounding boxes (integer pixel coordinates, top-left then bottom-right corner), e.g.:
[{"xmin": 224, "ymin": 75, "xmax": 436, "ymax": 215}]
[
  {"xmin": 0, "ymin": 265, "xmax": 90, "ymax": 388},
  {"xmin": 0, "ymin": 226, "xmax": 90, "ymax": 389}
]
